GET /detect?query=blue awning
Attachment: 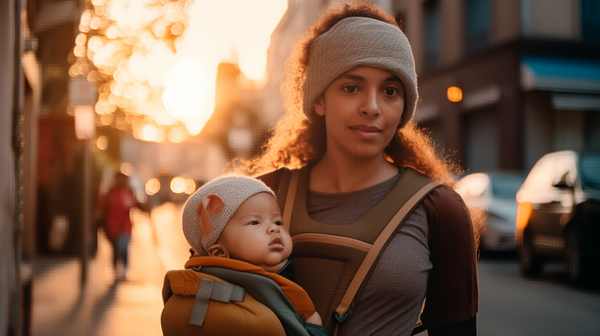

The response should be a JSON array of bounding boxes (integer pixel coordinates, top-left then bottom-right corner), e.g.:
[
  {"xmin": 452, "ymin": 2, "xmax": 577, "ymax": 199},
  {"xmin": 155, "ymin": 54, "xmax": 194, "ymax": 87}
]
[{"xmin": 521, "ymin": 55, "xmax": 600, "ymax": 94}]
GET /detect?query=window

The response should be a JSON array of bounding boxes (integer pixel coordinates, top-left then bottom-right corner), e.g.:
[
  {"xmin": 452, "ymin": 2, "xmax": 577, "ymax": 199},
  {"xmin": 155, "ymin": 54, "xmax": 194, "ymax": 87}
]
[
  {"xmin": 424, "ymin": 1, "xmax": 441, "ymax": 70},
  {"xmin": 585, "ymin": 111, "xmax": 600, "ymax": 150},
  {"xmin": 581, "ymin": 0, "xmax": 600, "ymax": 43},
  {"xmin": 465, "ymin": 0, "xmax": 491, "ymax": 54},
  {"xmin": 463, "ymin": 108, "xmax": 499, "ymax": 173},
  {"xmin": 580, "ymin": 153, "xmax": 600, "ymax": 188}
]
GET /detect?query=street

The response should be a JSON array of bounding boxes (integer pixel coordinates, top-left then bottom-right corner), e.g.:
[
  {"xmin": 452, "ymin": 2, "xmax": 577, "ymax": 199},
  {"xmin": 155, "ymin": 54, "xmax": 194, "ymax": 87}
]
[
  {"xmin": 32, "ymin": 207, "xmax": 167, "ymax": 336},
  {"xmin": 478, "ymin": 255, "xmax": 600, "ymax": 336}
]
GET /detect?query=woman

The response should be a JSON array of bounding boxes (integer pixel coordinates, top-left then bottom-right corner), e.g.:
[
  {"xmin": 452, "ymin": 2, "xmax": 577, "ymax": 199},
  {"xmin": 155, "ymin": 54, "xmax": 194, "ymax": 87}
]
[{"xmin": 239, "ymin": 2, "xmax": 480, "ymax": 335}]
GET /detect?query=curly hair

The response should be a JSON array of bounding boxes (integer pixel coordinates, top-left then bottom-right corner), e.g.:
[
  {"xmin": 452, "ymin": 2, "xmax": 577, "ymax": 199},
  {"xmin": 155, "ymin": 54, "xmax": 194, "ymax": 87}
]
[
  {"xmin": 233, "ymin": 0, "xmax": 485, "ymax": 246},
  {"xmin": 238, "ymin": 1, "xmax": 457, "ymax": 183}
]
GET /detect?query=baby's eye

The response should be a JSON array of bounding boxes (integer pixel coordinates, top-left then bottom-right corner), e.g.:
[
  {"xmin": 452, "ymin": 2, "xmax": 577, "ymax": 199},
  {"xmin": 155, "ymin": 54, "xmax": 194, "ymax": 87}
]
[
  {"xmin": 248, "ymin": 221, "xmax": 260, "ymax": 225},
  {"xmin": 384, "ymin": 87, "xmax": 399, "ymax": 96},
  {"xmin": 342, "ymin": 85, "xmax": 358, "ymax": 93},
  {"xmin": 275, "ymin": 221, "xmax": 283, "ymax": 226}
]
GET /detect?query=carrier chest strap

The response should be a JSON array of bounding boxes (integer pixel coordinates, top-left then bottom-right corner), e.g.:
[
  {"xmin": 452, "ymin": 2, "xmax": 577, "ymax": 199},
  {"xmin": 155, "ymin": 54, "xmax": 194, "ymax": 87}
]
[
  {"xmin": 189, "ymin": 279, "xmax": 245, "ymax": 327},
  {"xmin": 333, "ymin": 180, "xmax": 438, "ymax": 322}
]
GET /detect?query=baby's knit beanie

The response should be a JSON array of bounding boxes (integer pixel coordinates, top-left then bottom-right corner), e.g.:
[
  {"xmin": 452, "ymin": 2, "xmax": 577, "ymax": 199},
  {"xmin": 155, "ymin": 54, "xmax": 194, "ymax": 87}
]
[{"xmin": 182, "ymin": 175, "xmax": 276, "ymax": 256}]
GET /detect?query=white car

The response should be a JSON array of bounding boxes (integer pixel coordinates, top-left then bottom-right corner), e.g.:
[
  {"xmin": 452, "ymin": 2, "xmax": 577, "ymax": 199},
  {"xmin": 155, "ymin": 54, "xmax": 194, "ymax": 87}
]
[{"xmin": 456, "ymin": 172, "xmax": 526, "ymax": 252}]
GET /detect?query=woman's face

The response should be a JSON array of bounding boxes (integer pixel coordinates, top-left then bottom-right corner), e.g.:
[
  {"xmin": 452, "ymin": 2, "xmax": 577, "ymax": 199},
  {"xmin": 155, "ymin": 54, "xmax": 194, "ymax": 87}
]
[{"xmin": 313, "ymin": 66, "xmax": 405, "ymax": 161}]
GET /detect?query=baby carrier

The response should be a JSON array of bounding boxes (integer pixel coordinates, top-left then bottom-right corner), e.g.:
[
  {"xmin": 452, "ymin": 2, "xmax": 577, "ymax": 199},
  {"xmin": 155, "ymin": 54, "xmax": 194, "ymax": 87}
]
[
  {"xmin": 276, "ymin": 167, "xmax": 437, "ymax": 335},
  {"xmin": 161, "ymin": 257, "xmax": 319, "ymax": 336}
]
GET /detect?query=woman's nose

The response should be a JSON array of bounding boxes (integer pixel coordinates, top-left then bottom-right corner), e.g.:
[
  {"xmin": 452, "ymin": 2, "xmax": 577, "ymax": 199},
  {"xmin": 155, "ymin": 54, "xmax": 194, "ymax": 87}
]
[{"xmin": 360, "ymin": 89, "xmax": 380, "ymax": 117}]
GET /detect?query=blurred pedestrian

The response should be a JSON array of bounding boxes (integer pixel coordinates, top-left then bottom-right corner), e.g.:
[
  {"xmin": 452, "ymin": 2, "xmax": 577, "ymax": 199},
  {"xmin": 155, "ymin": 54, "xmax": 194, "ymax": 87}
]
[
  {"xmin": 239, "ymin": 1, "xmax": 481, "ymax": 335},
  {"xmin": 101, "ymin": 171, "xmax": 138, "ymax": 280}
]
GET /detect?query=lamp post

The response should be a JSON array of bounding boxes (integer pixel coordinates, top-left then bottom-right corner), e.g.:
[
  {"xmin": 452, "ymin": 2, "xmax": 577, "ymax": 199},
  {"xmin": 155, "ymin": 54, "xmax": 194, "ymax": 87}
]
[{"xmin": 70, "ymin": 77, "xmax": 96, "ymax": 289}]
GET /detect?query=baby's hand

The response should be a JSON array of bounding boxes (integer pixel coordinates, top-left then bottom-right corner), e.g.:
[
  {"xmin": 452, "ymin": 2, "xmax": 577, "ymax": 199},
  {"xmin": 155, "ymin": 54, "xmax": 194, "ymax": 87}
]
[{"xmin": 306, "ymin": 311, "xmax": 322, "ymax": 325}]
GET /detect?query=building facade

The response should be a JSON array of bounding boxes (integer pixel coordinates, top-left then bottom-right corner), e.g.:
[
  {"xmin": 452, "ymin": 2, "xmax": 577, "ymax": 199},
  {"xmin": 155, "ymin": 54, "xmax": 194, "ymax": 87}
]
[{"xmin": 395, "ymin": 0, "xmax": 600, "ymax": 172}]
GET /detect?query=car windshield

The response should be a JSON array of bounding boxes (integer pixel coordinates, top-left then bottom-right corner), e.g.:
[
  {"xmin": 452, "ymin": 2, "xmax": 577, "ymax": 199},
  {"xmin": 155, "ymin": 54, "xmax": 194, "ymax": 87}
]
[
  {"xmin": 579, "ymin": 153, "xmax": 600, "ymax": 189},
  {"xmin": 490, "ymin": 175, "xmax": 525, "ymax": 199}
]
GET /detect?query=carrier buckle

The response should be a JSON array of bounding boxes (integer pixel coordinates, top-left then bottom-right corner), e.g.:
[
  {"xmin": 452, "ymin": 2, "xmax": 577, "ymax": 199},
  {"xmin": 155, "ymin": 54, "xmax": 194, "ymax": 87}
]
[{"xmin": 334, "ymin": 311, "xmax": 348, "ymax": 323}]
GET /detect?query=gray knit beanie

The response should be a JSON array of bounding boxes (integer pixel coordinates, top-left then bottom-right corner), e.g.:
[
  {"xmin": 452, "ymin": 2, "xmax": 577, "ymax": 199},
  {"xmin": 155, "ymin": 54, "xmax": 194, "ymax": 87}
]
[
  {"xmin": 302, "ymin": 16, "xmax": 418, "ymax": 128},
  {"xmin": 182, "ymin": 175, "xmax": 276, "ymax": 256}
]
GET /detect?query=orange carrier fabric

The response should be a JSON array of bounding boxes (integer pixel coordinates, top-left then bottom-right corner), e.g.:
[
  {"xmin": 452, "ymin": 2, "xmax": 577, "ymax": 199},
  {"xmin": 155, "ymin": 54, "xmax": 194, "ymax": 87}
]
[{"xmin": 161, "ymin": 257, "xmax": 316, "ymax": 336}]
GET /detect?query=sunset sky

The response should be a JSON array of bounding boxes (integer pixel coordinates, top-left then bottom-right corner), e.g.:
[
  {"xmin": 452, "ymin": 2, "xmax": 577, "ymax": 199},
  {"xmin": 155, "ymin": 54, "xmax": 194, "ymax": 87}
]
[
  {"xmin": 163, "ymin": 0, "xmax": 288, "ymax": 135},
  {"xmin": 80, "ymin": 0, "xmax": 288, "ymax": 141}
]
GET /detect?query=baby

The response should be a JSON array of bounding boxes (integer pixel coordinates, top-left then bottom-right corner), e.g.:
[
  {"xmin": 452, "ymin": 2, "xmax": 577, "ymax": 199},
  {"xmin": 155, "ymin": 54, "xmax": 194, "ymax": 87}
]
[
  {"xmin": 180, "ymin": 175, "xmax": 323, "ymax": 329},
  {"xmin": 183, "ymin": 175, "xmax": 293, "ymax": 273}
]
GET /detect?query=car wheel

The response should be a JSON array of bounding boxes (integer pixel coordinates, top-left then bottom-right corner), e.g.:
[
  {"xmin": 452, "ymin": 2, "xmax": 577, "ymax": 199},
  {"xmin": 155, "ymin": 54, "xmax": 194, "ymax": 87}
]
[
  {"xmin": 520, "ymin": 233, "xmax": 543, "ymax": 277},
  {"xmin": 565, "ymin": 229, "xmax": 590, "ymax": 286}
]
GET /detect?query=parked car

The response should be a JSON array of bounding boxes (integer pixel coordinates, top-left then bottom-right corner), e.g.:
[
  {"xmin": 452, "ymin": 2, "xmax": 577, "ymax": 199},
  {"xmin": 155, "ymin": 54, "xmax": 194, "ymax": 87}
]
[
  {"xmin": 515, "ymin": 150, "xmax": 600, "ymax": 285},
  {"xmin": 146, "ymin": 173, "xmax": 198, "ymax": 207},
  {"xmin": 456, "ymin": 171, "xmax": 526, "ymax": 252}
]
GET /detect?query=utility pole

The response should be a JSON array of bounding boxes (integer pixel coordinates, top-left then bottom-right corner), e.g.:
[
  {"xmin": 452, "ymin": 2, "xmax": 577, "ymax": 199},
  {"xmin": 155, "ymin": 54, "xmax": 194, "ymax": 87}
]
[{"xmin": 71, "ymin": 79, "xmax": 97, "ymax": 288}]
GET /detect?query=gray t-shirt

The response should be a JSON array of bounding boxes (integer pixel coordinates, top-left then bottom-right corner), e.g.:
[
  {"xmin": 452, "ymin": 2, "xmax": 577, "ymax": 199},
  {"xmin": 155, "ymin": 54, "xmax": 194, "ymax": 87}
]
[{"xmin": 307, "ymin": 174, "xmax": 431, "ymax": 336}]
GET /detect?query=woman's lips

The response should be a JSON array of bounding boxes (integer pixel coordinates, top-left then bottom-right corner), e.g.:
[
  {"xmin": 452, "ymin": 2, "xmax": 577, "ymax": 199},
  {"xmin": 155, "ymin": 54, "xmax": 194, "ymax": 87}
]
[{"xmin": 349, "ymin": 125, "xmax": 381, "ymax": 139}]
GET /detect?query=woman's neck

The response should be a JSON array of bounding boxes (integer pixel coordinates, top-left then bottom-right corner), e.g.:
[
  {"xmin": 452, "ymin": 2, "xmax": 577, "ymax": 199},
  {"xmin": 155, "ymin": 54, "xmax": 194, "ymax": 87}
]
[{"xmin": 309, "ymin": 153, "xmax": 399, "ymax": 193}]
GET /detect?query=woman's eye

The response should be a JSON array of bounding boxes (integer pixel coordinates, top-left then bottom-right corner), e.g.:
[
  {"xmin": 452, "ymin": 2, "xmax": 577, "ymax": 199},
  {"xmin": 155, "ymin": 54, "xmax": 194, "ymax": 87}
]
[
  {"xmin": 384, "ymin": 87, "xmax": 399, "ymax": 96},
  {"xmin": 342, "ymin": 85, "xmax": 358, "ymax": 93}
]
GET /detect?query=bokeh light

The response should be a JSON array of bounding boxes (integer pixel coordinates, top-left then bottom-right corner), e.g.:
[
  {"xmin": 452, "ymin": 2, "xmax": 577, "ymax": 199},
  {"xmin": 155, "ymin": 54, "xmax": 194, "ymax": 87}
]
[
  {"xmin": 184, "ymin": 178, "xmax": 196, "ymax": 194},
  {"xmin": 145, "ymin": 178, "xmax": 161, "ymax": 196},
  {"xmin": 96, "ymin": 135, "xmax": 109, "ymax": 150},
  {"xmin": 71, "ymin": 0, "xmax": 287, "ymax": 142},
  {"xmin": 170, "ymin": 176, "xmax": 186, "ymax": 194}
]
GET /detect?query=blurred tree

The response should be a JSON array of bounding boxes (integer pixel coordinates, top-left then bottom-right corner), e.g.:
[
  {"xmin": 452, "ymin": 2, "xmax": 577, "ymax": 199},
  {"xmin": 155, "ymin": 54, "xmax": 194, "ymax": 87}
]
[{"xmin": 70, "ymin": 0, "xmax": 193, "ymax": 141}]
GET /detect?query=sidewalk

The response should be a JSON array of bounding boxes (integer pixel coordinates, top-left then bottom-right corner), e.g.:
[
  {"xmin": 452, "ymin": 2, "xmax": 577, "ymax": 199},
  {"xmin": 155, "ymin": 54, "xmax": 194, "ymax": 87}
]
[{"xmin": 31, "ymin": 208, "xmax": 172, "ymax": 336}]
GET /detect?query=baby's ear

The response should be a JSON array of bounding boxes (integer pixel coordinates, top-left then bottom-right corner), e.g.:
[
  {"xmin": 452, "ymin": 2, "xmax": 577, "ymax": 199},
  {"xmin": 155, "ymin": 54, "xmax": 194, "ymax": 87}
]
[
  {"xmin": 206, "ymin": 243, "xmax": 229, "ymax": 258},
  {"xmin": 196, "ymin": 194, "xmax": 226, "ymax": 238}
]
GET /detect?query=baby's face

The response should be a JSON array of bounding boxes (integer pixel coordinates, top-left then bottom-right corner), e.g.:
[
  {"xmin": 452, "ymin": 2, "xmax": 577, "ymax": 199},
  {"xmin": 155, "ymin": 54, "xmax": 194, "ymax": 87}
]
[{"xmin": 216, "ymin": 192, "xmax": 292, "ymax": 272}]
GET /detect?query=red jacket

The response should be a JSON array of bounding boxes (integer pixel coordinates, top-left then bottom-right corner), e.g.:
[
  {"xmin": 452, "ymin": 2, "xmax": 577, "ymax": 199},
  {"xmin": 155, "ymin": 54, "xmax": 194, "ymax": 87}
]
[{"xmin": 103, "ymin": 186, "xmax": 136, "ymax": 240}]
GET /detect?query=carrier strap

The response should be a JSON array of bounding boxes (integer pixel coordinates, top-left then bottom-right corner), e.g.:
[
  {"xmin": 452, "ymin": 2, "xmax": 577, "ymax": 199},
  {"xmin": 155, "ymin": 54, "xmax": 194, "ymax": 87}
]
[
  {"xmin": 333, "ymin": 180, "xmax": 438, "ymax": 325},
  {"xmin": 189, "ymin": 279, "xmax": 245, "ymax": 327},
  {"xmin": 282, "ymin": 168, "xmax": 438, "ymax": 335},
  {"xmin": 283, "ymin": 169, "xmax": 299, "ymax": 231}
]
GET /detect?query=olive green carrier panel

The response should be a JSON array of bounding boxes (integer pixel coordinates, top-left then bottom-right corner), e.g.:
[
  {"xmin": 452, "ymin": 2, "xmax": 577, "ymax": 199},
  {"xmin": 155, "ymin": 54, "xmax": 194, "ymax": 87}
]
[{"xmin": 277, "ymin": 167, "xmax": 438, "ymax": 333}]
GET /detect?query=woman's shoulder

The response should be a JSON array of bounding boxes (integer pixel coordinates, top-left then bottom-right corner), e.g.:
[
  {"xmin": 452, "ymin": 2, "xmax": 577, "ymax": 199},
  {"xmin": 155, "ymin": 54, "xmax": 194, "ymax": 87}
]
[
  {"xmin": 256, "ymin": 168, "xmax": 289, "ymax": 192},
  {"xmin": 424, "ymin": 184, "xmax": 464, "ymax": 209},
  {"xmin": 423, "ymin": 184, "xmax": 474, "ymax": 238}
]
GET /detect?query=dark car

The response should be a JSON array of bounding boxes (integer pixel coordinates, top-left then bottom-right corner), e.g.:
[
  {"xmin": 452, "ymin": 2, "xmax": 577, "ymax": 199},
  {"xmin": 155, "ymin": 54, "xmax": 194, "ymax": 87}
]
[{"xmin": 515, "ymin": 150, "xmax": 600, "ymax": 285}]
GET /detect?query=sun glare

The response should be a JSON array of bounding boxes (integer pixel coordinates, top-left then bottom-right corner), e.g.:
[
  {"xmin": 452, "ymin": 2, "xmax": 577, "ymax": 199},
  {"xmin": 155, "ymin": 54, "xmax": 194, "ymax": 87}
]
[
  {"xmin": 184, "ymin": 0, "xmax": 288, "ymax": 81},
  {"xmin": 162, "ymin": 60, "xmax": 212, "ymax": 134},
  {"xmin": 74, "ymin": 0, "xmax": 287, "ymax": 141}
]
